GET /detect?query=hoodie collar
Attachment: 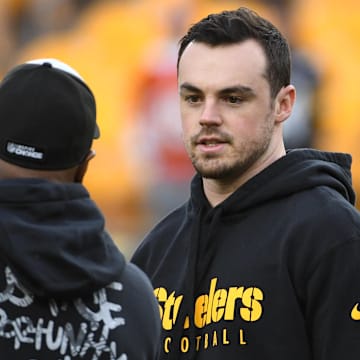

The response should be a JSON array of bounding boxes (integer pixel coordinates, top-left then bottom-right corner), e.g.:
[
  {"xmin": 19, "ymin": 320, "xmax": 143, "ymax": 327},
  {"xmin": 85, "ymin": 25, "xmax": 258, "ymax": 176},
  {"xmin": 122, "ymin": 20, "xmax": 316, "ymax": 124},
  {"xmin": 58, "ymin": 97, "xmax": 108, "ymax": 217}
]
[
  {"xmin": 190, "ymin": 149, "xmax": 354, "ymax": 215},
  {"xmin": 0, "ymin": 178, "xmax": 125, "ymax": 299}
]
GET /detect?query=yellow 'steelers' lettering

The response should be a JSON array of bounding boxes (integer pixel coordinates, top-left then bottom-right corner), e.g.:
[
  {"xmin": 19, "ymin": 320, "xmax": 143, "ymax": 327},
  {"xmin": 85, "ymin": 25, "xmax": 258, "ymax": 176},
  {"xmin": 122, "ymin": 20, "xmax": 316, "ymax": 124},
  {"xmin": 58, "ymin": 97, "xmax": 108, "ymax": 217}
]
[
  {"xmin": 212, "ymin": 289, "xmax": 227, "ymax": 323},
  {"xmin": 154, "ymin": 287, "xmax": 183, "ymax": 330},
  {"xmin": 205, "ymin": 277, "xmax": 217, "ymax": 324},
  {"xmin": 154, "ymin": 287, "xmax": 167, "ymax": 318},
  {"xmin": 240, "ymin": 287, "xmax": 263, "ymax": 321},
  {"xmin": 194, "ymin": 294, "xmax": 208, "ymax": 328},
  {"xmin": 194, "ymin": 278, "xmax": 228, "ymax": 328},
  {"xmin": 224, "ymin": 286, "xmax": 244, "ymax": 320},
  {"xmin": 183, "ymin": 315, "xmax": 190, "ymax": 329},
  {"xmin": 194, "ymin": 279, "xmax": 264, "ymax": 326},
  {"xmin": 157, "ymin": 279, "xmax": 264, "ymax": 332}
]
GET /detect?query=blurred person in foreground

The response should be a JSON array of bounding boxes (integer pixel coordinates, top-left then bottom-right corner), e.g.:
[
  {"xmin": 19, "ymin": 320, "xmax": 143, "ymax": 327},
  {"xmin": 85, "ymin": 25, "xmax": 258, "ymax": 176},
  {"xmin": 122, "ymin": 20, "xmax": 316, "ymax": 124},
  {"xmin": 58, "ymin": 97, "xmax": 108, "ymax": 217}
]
[
  {"xmin": 0, "ymin": 58, "xmax": 160, "ymax": 359},
  {"xmin": 131, "ymin": 7, "xmax": 360, "ymax": 360}
]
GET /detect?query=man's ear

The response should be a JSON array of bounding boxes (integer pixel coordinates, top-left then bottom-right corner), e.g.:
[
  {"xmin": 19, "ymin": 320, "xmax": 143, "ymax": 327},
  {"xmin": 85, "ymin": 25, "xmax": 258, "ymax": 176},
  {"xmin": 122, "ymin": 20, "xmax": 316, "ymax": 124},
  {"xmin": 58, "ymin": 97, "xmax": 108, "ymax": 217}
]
[
  {"xmin": 74, "ymin": 149, "xmax": 96, "ymax": 183},
  {"xmin": 274, "ymin": 84, "xmax": 296, "ymax": 124}
]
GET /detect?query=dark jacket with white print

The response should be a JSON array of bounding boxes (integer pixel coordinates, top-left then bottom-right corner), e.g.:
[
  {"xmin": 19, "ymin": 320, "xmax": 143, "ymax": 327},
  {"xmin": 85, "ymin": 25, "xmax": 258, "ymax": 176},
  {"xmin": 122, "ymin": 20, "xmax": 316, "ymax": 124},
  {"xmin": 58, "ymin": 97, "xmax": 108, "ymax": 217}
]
[{"xmin": 0, "ymin": 178, "xmax": 161, "ymax": 359}]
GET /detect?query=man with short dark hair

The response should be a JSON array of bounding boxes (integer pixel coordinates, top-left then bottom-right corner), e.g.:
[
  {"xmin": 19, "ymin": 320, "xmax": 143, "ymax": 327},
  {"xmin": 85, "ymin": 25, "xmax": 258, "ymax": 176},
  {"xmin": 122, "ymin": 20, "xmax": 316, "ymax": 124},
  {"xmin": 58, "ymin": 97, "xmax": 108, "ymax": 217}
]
[
  {"xmin": 0, "ymin": 58, "xmax": 160, "ymax": 359},
  {"xmin": 132, "ymin": 7, "xmax": 360, "ymax": 360}
]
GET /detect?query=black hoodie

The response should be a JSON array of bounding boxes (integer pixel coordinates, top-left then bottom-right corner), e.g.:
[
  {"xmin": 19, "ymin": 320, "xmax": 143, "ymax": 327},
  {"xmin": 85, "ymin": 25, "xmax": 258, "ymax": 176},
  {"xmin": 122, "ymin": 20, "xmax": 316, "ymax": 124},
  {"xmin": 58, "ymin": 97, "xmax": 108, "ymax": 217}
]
[
  {"xmin": 0, "ymin": 178, "xmax": 160, "ymax": 359},
  {"xmin": 132, "ymin": 149, "xmax": 360, "ymax": 359}
]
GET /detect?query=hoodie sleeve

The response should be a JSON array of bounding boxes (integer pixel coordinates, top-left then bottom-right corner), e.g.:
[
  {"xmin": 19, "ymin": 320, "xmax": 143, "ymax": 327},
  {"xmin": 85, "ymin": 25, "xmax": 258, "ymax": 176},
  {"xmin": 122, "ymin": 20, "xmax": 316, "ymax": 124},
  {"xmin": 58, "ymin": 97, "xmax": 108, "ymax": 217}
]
[
  {"xmin": 305, "ymin": 238, "xmax": 360, "ymax": 359},
  {"xmin": 119, "ymin": 262, "xmax": 161, "ymax": 359}
]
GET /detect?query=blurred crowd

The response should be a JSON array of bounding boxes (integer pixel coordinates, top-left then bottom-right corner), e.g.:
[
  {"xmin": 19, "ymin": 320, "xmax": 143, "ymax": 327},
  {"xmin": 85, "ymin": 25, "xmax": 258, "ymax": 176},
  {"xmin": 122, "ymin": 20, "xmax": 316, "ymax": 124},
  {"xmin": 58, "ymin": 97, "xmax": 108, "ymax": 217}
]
[{"xmin": 1, "ymin": 0, "xmax": 360, "ymax": 256}]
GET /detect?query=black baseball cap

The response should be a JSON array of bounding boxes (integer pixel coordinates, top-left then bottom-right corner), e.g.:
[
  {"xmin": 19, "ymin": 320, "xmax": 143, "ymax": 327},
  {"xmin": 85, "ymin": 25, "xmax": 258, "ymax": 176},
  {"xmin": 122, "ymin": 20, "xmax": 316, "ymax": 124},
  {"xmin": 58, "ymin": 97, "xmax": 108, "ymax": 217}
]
[{"xmin": 0, "ymin": 58, "xmax": 99, "ymax": 170}]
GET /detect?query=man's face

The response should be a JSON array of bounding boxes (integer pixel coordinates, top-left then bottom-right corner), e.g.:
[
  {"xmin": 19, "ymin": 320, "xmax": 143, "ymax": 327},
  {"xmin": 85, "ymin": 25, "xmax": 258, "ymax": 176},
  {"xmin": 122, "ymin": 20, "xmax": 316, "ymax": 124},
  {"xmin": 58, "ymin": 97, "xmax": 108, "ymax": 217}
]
[{"xmin": 178, "ymin": 39, "xmax": 278, "ymax": 181}]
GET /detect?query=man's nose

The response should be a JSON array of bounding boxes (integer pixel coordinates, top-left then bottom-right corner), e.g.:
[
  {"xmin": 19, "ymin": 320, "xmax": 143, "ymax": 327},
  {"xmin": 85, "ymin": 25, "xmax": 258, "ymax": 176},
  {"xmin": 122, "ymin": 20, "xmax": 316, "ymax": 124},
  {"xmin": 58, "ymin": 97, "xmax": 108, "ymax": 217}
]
[{"xmin": 199, "ymin": 100, "xmax": 222, "ymax": 126}]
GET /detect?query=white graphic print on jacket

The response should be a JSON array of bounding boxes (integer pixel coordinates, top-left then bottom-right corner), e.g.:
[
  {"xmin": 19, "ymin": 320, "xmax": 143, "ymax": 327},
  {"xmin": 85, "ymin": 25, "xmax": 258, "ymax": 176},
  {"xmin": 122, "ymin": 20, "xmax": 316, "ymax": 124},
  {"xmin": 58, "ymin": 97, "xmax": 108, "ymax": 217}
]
[{"xmin": 0, "ymin": 266, "xmax": 127, "ymax": 359}]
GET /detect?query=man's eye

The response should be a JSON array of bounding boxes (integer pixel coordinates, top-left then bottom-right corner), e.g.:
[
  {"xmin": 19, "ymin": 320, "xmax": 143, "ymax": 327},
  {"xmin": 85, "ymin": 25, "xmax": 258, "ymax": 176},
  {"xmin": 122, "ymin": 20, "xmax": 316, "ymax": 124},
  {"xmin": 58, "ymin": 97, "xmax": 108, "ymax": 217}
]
[
  {"xmin": 184, "ymin": 95, "xmax": 200, "ymax": 103},
  {"xmin": 226, "ymin": 96, "xmax": 243, "ymax": 104}
]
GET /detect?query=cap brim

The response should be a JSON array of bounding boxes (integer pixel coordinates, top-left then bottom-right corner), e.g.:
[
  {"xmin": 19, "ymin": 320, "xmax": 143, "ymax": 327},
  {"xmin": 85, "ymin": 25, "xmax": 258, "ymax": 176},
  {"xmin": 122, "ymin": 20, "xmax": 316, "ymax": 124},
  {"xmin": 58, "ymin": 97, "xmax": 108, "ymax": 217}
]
[{"xmin": 93, "ymin": 124, "xmax": 100, "ymax": 139}]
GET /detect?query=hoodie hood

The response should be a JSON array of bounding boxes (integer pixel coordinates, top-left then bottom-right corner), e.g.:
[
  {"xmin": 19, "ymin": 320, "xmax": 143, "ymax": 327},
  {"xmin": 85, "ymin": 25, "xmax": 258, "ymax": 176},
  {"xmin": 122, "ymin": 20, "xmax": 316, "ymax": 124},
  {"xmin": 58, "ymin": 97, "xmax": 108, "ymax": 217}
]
[
  {"xmin": 191, "ymin": 149, "xmax": 355, "ymax": 214},
  {"xmin": 0, "ymin": 178, "xmax": 125, "ymax": 299}
]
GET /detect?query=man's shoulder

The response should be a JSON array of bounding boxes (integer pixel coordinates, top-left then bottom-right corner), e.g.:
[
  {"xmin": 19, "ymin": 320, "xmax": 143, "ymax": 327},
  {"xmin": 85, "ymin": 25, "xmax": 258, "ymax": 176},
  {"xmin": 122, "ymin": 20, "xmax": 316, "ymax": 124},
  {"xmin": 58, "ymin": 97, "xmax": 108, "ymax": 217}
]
[
  {"xmin": 131, "ymin": 202, "xmax": 191, "ymax": 269},
  {"xmin": 141, "ymin": 202, "xmax": 189, "ymax": 244},
  {"xmin": 282, "ymin": 186, "xmax": 360, "ymax": 251},
  {"xmin": 120, "ymin": 261, "xmax": 156, "ymax": 293},
  {"xmin": 293, "ymin": 185, "xmax": 360, "ymax": 227}
]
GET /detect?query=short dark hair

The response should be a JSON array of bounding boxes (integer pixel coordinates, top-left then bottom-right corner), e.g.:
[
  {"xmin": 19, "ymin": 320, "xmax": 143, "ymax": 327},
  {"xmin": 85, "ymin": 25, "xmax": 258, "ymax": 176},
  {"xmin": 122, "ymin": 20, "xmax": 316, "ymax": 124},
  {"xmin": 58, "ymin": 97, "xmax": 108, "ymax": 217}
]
[{"xmin": 177, "ymin": 7, "xmax": 291, "ymax": 98}]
